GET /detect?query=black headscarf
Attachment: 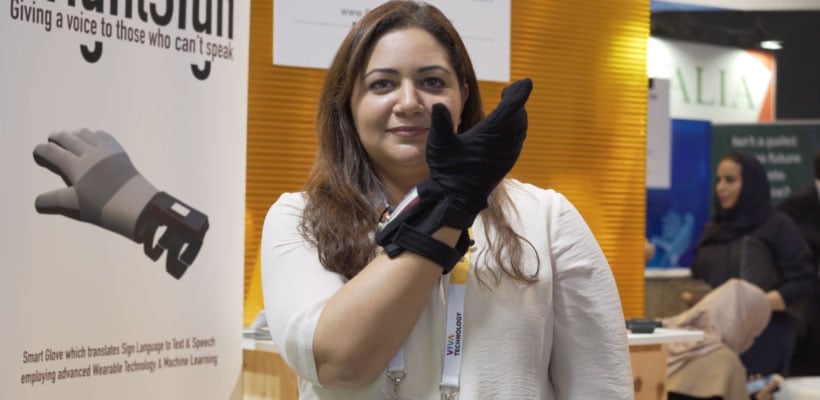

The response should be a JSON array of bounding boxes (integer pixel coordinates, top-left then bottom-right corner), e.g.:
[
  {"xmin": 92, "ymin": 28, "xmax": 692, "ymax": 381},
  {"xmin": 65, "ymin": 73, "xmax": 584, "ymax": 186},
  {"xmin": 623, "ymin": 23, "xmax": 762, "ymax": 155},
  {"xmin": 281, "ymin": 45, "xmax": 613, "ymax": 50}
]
[{"xmin": 699, "ymin": 151, "xmax": 773, "ymax": 244}]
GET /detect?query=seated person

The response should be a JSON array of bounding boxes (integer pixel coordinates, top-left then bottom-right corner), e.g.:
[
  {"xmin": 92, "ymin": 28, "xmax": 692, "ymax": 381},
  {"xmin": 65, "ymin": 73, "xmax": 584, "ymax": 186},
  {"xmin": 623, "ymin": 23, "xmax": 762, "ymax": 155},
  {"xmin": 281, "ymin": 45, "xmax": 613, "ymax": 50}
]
[{"xmin": 662, "ymin": 279, "xmax": 777, "ymax": 400}]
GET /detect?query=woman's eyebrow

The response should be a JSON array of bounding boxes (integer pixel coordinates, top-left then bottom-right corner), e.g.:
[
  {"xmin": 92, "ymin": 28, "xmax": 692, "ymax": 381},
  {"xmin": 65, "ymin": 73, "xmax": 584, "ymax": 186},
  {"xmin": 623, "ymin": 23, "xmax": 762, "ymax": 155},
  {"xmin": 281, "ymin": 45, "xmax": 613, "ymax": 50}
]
[
  {"xmin": 364, "ymin": 68, "xmax": 399, "ymax": 78},
  {"xmin": 363, "ymin": 65, "xmax": 451, "ymax": 78},
  {"xmin": 417, "ymin": 65, "xmax": 450, "ymax": 74}
]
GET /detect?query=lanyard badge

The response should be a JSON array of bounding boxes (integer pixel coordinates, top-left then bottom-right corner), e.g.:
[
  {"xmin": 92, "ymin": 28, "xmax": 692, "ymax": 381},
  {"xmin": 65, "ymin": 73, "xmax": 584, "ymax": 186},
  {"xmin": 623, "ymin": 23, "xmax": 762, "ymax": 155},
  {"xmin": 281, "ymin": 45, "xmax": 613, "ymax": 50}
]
[{"xmin": 387, "ymin": 238, "xmax": 471, "ymax": 400}]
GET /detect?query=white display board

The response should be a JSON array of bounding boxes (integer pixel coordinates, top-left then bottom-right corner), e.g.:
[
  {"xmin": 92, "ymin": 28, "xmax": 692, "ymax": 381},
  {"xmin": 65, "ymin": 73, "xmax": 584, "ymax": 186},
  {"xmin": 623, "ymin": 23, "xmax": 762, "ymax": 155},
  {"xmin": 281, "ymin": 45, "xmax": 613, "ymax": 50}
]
[
  {"xmin": 647, "ymin": 78, "xmax": 672, "ymax": 189},
  {"xmin": 274, "ymin": 0, "xmax": 511, "ymax": 82},
  {"xmin": 648, "ymin": 37, "xmax": 775, "ymax": 124},
  {"xmin": 1, "ymin": 2, "xmax": 249, "ymax": 399}
]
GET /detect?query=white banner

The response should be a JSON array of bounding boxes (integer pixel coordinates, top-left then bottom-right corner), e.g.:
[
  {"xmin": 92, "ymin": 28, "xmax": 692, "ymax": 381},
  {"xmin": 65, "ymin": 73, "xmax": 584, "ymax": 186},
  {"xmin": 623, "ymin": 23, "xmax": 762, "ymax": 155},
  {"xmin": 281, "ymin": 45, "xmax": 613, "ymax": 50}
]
[
  {"xmin": 2, "ymin": 2, "xmax": 249, "ymax": 399},
  {"xmin": 648, "ymin": 37, "xmax": 775, "ymax": 124},
  {"xmin": 647, "ymin": 78, "xmax": 671, "ymax": 189},
  {"xmin": 273, "ymin": 0, "xmax": 511, "ymax": 82}
]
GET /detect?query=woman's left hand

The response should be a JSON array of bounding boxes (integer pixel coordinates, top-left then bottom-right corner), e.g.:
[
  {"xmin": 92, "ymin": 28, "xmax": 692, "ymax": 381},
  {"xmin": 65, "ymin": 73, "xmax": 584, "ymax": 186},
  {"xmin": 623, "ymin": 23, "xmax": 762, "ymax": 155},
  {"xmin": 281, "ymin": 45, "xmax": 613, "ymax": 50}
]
[{"xmin": 765, "ymin": 290, "xmax": 785, "ymax": 311}]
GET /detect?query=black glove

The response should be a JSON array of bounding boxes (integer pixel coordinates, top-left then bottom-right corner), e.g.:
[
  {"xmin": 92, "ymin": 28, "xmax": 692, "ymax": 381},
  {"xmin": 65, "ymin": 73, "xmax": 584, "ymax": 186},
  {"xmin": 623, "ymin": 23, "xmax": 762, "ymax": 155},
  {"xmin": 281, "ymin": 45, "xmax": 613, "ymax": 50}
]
[
  {"xmin": 419, "ymin": 78, "xmax": 532, "ymax": 229},
  {"xmin": 375, "ymin": 78, "xmax": 533, "ymax": 272}
]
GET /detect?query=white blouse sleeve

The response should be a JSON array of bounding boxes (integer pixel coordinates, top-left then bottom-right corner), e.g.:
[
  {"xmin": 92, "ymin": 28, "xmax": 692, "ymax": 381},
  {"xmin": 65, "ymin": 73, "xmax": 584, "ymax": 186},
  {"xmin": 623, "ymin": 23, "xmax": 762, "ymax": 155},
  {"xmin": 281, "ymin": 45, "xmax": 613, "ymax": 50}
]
[
  {"xmin": 546, "ymin": 193, "xmax": 634, "ymax": 399},
  {"xmin": 260, "ymin": 192, "xmax": 346, "ymax": 387}
]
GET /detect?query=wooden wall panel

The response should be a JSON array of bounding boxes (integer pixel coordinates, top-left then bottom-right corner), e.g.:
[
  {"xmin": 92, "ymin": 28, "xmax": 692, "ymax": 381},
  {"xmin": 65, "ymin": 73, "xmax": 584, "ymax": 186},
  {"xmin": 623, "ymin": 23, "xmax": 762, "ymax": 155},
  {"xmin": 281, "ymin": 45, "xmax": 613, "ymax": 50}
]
[{"xmin": 245, "ymin": 0, "xmax": 649, "ymax": 324}]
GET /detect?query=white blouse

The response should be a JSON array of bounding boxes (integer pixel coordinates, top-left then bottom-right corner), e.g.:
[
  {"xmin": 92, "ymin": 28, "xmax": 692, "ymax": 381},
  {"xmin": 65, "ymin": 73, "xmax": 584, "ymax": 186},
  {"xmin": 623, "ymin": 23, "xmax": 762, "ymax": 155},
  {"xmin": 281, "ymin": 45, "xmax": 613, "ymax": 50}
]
[{"xmin": 261, "ymin": 179, "xmax": 633, "ymax": 399}]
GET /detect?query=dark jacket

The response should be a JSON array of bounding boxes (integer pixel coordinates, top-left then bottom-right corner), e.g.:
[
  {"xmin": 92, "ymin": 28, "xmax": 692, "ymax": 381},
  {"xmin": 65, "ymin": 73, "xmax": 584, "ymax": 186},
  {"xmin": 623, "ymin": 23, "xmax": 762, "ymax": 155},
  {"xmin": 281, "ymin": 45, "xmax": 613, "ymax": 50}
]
[
  {"xmin": 692, "ymin": 151, "xmax": 813, "ymax": 306},
  {"xmin": 778, "ymin": 183, "xmax": 820, "ymax": 269},
  {"xmin": 692, "ymin": 211, "xmax": 814, "ymax": 306}
]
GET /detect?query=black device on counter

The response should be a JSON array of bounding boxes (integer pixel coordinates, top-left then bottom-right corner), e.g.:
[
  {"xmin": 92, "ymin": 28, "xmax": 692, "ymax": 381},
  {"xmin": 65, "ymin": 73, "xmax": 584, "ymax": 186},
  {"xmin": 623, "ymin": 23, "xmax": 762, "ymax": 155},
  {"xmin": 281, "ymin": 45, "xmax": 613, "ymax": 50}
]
[{"xmin": 626, "ymin": 318, "xmax": 662, "ymax": 334}]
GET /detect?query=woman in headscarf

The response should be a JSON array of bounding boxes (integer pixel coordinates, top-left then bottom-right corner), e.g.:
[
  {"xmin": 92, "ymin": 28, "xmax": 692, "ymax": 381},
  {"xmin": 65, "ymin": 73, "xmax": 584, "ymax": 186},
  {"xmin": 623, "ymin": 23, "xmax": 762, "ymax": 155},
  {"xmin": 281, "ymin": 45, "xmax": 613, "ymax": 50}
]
[
  {"xmin": 664, "ymin": 279, "xmax": 772, "ymax": 400},
  {"xmin": 690, "ymin": 150, "xmax": 813, "ymax": 376}
]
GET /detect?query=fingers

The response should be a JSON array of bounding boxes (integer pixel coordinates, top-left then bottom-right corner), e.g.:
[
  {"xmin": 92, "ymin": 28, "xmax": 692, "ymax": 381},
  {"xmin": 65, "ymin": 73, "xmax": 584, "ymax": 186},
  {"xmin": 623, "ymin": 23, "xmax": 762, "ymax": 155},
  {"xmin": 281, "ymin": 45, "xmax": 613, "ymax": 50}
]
[
  {"xmin": 35, "ymin": 187, "xmax": 81, "ymax": 219},
  {"xmin": 500, "ymin": 78, "xmax": 534, "ymax": 109},
  {"xmin": 33, "ymin": 142, "xmax": 76, "ymax": 186},
  {"xmin": 85, "ymin": 129, "xmax": 125, "ymax": 152},
  {"xmin": 48, "ymin": 131, "xmax": 95, "ymax": 157},
  {"xmin": 495, "ymin": 78, "xmax": 533, "ymax": 116},
  {"xmin": 480, "ymin": 78, "xmax": 532, "ymax": 129},
  {"xmin": 428, "ymin": 103, "xmax": 457, "ymax": 147}
]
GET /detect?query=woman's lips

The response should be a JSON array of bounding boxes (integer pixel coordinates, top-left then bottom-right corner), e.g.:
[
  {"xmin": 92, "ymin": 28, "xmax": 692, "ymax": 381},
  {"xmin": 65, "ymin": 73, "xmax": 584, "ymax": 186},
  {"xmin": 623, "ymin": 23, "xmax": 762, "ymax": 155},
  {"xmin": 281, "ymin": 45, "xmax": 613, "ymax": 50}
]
[{"xmin": 388, "ymin": 126, "xmax": 428, "ymax": 137}]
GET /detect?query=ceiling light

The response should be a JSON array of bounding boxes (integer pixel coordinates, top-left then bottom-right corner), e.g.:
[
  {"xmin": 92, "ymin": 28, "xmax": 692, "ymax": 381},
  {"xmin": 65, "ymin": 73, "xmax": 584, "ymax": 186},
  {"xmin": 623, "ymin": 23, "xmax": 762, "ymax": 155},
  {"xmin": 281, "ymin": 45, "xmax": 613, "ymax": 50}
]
[{"xmin": 760, "ymin": 40, "xmax": 783, "ymax": 50}]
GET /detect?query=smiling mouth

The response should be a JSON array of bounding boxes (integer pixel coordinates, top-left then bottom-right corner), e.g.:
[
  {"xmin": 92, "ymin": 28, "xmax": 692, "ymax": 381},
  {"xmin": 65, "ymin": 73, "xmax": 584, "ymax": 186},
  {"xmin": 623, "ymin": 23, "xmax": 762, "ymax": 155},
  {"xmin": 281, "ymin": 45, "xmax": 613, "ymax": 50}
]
[{"xmin": 388, "ymin": 127, "xmax": 428, "ymax": 137}]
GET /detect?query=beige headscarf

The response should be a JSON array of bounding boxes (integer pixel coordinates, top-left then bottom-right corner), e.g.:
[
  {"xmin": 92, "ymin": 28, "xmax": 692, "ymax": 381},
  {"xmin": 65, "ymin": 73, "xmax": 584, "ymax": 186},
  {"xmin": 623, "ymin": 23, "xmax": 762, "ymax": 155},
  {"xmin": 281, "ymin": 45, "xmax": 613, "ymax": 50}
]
[
  {"xmin": 663, "ymin": 278, "xmax": 771, "ymax": 374},
  {"xmin": 662, "ymin": 279, "xmax": 772, "ymax": 400}
]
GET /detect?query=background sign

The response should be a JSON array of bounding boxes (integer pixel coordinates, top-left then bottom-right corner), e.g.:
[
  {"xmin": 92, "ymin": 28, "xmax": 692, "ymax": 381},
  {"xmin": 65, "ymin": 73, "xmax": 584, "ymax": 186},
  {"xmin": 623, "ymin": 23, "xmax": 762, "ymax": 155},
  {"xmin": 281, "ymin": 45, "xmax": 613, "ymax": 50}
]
[
  {"xmin": 648, "ymin": 37, "xmax": 775, "ymax": 123},
  {"xmin": 647, "ymin": 119, "xmax": 712, "ymax": 268},
  {"xmin": 648, "ymin": 78, "xmax": 672, "ymax": 189},
  {"xmin": 2, "ymin": 2, "xmax": 249, "ymax": 399},
  {"xmin": 273, "ymin": 0, "xmax": 511, "ymax": 82},
  {"xmin": 712, "ymin": 123, "xmax": 820, "ymax": 204}
]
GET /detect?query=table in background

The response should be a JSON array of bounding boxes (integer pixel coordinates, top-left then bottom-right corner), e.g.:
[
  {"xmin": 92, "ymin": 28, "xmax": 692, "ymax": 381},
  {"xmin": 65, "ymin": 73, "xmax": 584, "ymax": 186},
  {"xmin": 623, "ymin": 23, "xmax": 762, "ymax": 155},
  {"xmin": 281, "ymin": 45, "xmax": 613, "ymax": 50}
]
[
  {"xmin": 243, "ymin": 328, "xmax": 705, "ymax": 400},
  {"xmin": 628, "ymin": 328, "xmax": 704, "ymax": 400},
  {"xmin": 243, "ymin": 338, "xmax": 297, "ymax": 400}
]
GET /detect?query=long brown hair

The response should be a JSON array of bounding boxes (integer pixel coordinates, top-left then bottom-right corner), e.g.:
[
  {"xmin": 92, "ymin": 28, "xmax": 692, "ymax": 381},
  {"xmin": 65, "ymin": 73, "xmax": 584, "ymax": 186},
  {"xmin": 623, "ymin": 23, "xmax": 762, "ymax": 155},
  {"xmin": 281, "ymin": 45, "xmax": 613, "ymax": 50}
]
[{"xmin": 300, "ymin": 0, "xmax": 537, "ymax": 286}]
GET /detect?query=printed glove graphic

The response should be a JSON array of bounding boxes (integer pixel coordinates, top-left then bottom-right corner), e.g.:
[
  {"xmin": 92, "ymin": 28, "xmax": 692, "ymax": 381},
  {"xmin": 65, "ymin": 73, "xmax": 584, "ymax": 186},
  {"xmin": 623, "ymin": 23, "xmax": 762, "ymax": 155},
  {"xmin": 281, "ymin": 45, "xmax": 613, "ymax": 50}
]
[
  {"xmin": 375, "ymin": 78, "xmax": 532, "ymax": 272},
  {"xmin": 33, "ymin": 129, "xmax": 209, "ymax": 279}
]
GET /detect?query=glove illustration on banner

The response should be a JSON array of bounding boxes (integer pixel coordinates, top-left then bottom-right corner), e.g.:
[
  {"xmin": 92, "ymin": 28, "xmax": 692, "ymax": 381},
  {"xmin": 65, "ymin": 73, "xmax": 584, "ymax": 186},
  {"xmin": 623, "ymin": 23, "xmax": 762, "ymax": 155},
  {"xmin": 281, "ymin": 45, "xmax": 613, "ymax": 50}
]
[{"xmin": 32, "ymin": 129, "xmax": 209, "ymax": 279}]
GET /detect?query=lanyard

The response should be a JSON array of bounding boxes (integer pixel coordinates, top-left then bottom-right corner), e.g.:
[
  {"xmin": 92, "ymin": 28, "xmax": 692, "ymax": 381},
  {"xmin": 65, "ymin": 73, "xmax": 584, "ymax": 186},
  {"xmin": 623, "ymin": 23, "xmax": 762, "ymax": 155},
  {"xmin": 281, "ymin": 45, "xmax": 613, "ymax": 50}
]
[{"xmin": 387, "ymin": 243, "xmax": 471, "ymax": 400}]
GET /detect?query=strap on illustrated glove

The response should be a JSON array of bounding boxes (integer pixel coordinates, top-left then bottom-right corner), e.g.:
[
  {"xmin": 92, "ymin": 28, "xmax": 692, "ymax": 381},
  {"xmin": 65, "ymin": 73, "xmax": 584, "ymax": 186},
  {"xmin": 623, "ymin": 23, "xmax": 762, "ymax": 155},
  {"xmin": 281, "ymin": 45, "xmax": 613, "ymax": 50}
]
[
  {"xmin": 375, "ymin": 78, "xmax": 533, "ymax": 273},
  {"xmin": 33, "ymin": 129, "xmax": 208, "ymax": 279}
]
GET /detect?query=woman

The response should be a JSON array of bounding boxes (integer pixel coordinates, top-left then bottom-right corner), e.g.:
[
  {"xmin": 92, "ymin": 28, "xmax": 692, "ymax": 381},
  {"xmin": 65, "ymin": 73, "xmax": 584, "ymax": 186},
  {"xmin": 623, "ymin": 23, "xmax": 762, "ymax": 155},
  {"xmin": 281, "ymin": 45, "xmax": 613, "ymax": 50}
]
[
  {"xmin": 691, "ymin": 151, "xmax": 813, "ymax": 376},
  {"xmin": 664, "ymin": 279, "xmax": 774, "ymax": 400},
  {"xmin": 261, "ymin": 1, "xmax": 633, "ymax": 398}
]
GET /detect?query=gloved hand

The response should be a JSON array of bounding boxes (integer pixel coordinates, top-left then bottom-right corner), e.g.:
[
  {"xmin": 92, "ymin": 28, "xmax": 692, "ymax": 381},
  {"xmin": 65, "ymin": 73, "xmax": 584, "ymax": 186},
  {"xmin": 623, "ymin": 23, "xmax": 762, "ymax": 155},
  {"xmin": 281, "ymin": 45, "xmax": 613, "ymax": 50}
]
[
  {"xmin": 33, "ymin": 129, "xmax": 209, "ymax": 279},
  {"xmin": 375, "ymin": 79, "xmax": 533, "ymax": 272},
  {"xmin": 33, "ymin": 129, "xmax": 159, "ymax": 241},
  {"xmin": 419, "ymin": 77, "xmax": 532, "ymax": 229}
]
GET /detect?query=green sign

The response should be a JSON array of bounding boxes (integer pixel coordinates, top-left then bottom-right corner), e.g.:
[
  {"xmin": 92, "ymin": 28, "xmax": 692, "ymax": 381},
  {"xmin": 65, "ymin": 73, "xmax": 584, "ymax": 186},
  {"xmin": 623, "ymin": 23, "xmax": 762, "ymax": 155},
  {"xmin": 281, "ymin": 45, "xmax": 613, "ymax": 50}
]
[{"xmin": 712, "ymin": 124, "xmax": 820, "ymax": 204}]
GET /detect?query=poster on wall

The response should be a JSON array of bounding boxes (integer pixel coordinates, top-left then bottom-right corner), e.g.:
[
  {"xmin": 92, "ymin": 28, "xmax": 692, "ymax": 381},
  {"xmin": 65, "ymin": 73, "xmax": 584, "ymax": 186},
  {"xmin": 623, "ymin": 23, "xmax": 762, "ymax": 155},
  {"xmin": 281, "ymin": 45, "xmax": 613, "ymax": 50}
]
[
  {"xmin": 648, "ymin": 37, "xmax": 775, "ymax": 124},
  {"xmin": 273, "ymin": 0, "xmax": 511, "ymax": 82},
  {"xmin": 647, "ymin": 119, "xmax": 712, "ymax": 269},
  {"xmin": 1, "ymin": 2, "xmax": 249, "ymax": 399},
  {"xmin": 647, "ymin": 78, "xmax": 672, "ymax": 189},
  {"xmin": 712, "ymin": 123, "xmax": 820, "ymax": 205}
]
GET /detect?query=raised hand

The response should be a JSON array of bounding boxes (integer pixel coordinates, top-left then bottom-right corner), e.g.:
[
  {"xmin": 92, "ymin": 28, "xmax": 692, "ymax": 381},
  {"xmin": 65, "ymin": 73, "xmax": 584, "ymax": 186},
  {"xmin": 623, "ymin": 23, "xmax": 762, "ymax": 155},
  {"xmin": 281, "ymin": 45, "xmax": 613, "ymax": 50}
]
[
  {"xmin": 375, "ymin": 79, "xmax": 533, "ymax": 272},
  {"xmin": 419, "ymin": 78, "xmax": 532, "ymax": 229}
]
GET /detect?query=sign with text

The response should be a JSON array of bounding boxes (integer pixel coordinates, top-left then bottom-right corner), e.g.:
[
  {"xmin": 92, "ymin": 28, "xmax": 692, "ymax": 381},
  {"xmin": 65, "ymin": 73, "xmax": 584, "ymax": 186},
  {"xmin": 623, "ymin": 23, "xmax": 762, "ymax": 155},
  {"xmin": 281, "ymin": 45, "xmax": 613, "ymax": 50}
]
[
  {"xmin": 2, "ymin": 1, "xmax": 249, "ymax": 399},
  {"xmin": 712, "ymin": 124, "xmax": 820, "ymax": 204},
  {"xmin": 648, "ymin": 37, "xmax": 775, "ymax": 123},
  {"xmin": 273, "ymin": 0, "xmax": 511, "ymax": 82}
]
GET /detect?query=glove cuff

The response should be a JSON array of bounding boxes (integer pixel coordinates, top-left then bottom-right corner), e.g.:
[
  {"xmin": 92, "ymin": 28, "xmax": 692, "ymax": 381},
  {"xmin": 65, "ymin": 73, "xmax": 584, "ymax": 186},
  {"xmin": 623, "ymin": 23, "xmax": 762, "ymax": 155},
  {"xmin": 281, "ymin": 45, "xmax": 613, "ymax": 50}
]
[
  {"xmin": 383, "ymin": 225, "xmax": 470, "ymax": 274},
  {"xmin": 375, "ymin": 186, "xmax": 474, "ymax": 273}
]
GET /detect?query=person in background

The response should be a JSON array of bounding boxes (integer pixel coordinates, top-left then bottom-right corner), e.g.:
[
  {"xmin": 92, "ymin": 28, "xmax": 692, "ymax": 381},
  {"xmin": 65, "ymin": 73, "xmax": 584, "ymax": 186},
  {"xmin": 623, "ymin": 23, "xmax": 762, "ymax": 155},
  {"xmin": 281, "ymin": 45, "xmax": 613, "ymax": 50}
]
[
  {"xmin": 260, "ymin": 1, "xmax": 633, "ymax": 399},
  {"xmin": 778, "ymin": 150, "xmax": 820, "ymax": 376},
  {"xmin": 664, "ymin": 279, "xmax": 778, "ymax": 400},
  {"xmin": 688, "ymin": 151, "xmax": 813, "ymax": 377}
]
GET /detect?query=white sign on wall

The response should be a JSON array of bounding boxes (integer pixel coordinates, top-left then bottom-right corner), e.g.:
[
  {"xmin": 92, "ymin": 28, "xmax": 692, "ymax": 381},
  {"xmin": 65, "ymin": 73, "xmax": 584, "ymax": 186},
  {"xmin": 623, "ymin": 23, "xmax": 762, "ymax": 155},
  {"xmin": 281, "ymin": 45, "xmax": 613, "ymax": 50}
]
[
  {"xmin": 273, "ymin": 0, "xmax": 511, "ymax": 82},
  {"xmin": 648, "ymin": 37, "xmax": 775, "ymax": 124},
  {"xmin": 2, "ymin": 2, "xmax": 249, "ymax": 399},
  {"xmin": 647, "ymin": 78, "xmax": 672, "ymax": 189}
]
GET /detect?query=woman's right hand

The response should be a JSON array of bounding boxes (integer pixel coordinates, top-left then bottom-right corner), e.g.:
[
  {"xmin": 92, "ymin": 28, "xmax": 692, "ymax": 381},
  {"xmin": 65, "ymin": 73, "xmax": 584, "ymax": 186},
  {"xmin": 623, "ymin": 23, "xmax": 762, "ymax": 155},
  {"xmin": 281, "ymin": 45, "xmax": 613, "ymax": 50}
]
[
  {"xmin": 681, "ymin": 290, "xmax": 698, "ymax": 307},
  {"xmin": 419, "ymin": 78, "xmax": 532, "ymax": 228}
]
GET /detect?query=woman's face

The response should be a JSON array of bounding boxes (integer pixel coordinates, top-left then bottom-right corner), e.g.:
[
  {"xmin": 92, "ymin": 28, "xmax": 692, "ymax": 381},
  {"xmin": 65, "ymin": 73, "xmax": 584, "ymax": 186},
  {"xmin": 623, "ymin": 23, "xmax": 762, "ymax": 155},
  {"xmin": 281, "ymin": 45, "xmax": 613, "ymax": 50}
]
[
  {"xmin": 716, "ymin": 158, "xmax": 743, "ymax": 209},
  {"xmin": 350, "ymin": 27, "xmax": 466, "ymax": 184}
]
